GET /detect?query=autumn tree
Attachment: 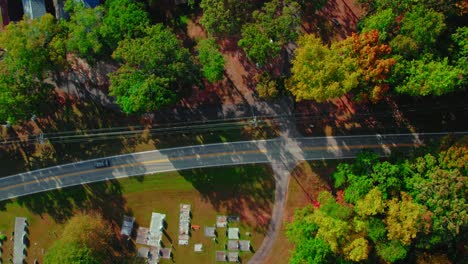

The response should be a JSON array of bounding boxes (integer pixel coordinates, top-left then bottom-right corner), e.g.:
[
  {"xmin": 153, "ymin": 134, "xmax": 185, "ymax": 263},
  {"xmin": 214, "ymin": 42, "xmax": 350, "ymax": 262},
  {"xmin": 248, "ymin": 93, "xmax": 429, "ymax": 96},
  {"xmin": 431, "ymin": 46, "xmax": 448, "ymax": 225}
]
[
  {"xmin": 406, "ymin": 144, "xmax": 468, "ymax": 247},
  {"xmin": 109, "ymin": 25, "xmax": 197, "ymax": 113},
  {"xmin": 255, "ymin": 73, "xmax": 280, "ymax": 99},
  {"xmin": 384, "ymin": 193, "xmax": 429, "ymax": 245},
  {"xmin": 196, "ymin": 38, "xmax": 225, "ymax": 83},
  {"xmin": 100, "ymin": 0, "xmax": 150, "ymax": 50},
  {"xmin": 286, "ymin": 34, "xmax": 359, "ymax": 102},
  {"xmin": 238, "ymin": 0, "xmax": 301, "ymax": 64},
  {"xmin": 0, "ymin": 14, "xmax": 63, "ymax": 123},
  {"xmin": 339, "ymin": 30, "xmax": 395, "ymax": 101},
  {"xmin": 45, "ymin": 213, "xmax": 113, "ymax": 263}
]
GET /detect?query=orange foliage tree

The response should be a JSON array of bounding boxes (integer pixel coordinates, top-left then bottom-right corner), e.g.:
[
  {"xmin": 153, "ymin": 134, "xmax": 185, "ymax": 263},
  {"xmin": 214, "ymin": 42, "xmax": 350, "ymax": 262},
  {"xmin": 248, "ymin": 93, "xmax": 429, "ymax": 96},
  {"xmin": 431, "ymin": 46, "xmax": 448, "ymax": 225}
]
[{"xmin": 340, "ymin": 30, "xmax": 396, "ymax": 102}]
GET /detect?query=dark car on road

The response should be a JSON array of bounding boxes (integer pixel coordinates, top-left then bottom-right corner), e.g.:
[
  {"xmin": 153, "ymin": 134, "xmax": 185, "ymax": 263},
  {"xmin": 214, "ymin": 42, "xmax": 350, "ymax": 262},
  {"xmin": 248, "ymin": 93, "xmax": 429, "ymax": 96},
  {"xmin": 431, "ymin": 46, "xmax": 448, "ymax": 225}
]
[{"xmin": 94, "ymin": 159, "xmax": 110, "ymax": 168}]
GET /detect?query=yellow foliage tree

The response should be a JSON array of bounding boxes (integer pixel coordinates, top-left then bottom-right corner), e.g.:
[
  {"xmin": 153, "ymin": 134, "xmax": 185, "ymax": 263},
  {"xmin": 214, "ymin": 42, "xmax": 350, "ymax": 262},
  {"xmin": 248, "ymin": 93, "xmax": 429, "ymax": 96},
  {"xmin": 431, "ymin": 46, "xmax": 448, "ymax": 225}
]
[
  {"xmin": 384, "ymin": 193, "xmax": 427, "ymax": 245},
  {"xmin": 355, "ymin": 187, "xmax": 385, "ymax": 217},
  {"xmin": 343, "ymin": 237, "xmax": 370, "ymax": 262},
  {"xmin": 286, "ymin": 34, "xmax": 359, "ymax": 102}
]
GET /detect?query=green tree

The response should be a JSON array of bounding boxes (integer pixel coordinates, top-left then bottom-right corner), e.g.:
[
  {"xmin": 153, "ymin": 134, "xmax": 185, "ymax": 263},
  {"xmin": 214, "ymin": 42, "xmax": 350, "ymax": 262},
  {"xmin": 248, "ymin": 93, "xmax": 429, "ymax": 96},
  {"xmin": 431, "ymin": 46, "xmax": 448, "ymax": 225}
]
[
  {"xmin": 376, "ymin": 240, "xmax": 408, "ymax": 263},
  {"xmin": 395, "ymin": 57, "xmax": 464, "ymax": 96},
  {"xmin": 366, "ymin": 217, "xmax": 387, "ymax": 243},
  {"xmin": 196, "ymin": 38, "xmax": 225, "ymax": 83},
  {"xmin": 360, "ymin": 8, "xmax": 396, "ymax": 41},
  {"xmin": 200, "ymin": 0, "xmax": 253, "ymax": 36},
  {"xmin": 406, "ymin": 146, "xmax": 467, "ymax": 247},
  {"xmin": 109, "ymin": 25, "xmax": 196, "ymax": 113},
  {"xmin": 238, "ymin": 0, "xmax": 301, "ymax": 64},
  {"xmin": 286, "ymin": 34, "xmax": 359, "ymax": 102},
  {"xmin": 290, "ymin": 238, "xmax": 332, "ymax": 264},
  {"xmin": 64, "ymin": 0, "xmax": 105, "ymax": 59},
  {"xmin": 100, "ymin": 0, "xmax": 150, "ymax": 50},
  {"xmin": 0, "ymin": 14, "xmax": 62, "ymax": 123},
  {"xmin": 451, "ymin": 27, "xmax": 468, "ymax": 73},
  {"xmin": 399, "ymin": 5, "xmax": 446, "ymax": 51},
  {"xmin": 389, "ymin": 35, "xmax": 419, "ymax": 59},
  {"xmin": 44, "ymin": 242, "xmax": 100, "ymax": 264},
  {"xmin": 286, "ymin": 205, "xmax": 318, "ymax": 243}
]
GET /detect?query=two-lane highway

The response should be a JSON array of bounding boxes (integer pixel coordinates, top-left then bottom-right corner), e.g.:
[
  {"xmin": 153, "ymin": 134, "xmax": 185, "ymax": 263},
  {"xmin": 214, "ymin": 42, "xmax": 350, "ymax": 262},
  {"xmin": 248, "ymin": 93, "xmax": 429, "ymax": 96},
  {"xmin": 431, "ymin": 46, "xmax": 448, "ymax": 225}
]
[{"xmin": 1, "ymin": 132, "xmax": 464, "ymax": 201}]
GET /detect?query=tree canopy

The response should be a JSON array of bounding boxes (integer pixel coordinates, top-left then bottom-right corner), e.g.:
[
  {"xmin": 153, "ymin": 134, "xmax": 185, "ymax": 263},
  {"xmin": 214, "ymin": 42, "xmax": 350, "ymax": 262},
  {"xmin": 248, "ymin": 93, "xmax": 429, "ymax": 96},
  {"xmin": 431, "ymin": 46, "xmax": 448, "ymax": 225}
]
[
  {"xmin": 238, "ymin": 0, "xmax": 301, "ymax": 65},
  {"xmin": 64, "ymin": 0, "xmax": 105, "ymax": 59},
  {"xmin": 288, "ymin": 137, "xmax": 467, "ymax": 263},
  {"xmin": 196, "ymin": 38, "xmax": 225, "ymax": 83},
  {"xmin": 358, "ymin": 0, "xmax": 466, "ymax": 97},
  {"xmin": 100, "ymin": 0, "xmax": 150, "ymax": 50},
  {"xmin": 44, "ymin": 213, "xmax": 113, "ymax": 263},
  {"xmin": 0, "ymin": 14, "xmax": 62, "ymax": 123},
  {"xmin": 200, "ymin": 0, "xmax": 254, "ymax": 36},
  {"xmin": 109, "ymin": 24, "xmax": 197, "ymax": 114},
  {"xmin": 286, "ymin": 34, "xmax": 359, "ymax": 102}
]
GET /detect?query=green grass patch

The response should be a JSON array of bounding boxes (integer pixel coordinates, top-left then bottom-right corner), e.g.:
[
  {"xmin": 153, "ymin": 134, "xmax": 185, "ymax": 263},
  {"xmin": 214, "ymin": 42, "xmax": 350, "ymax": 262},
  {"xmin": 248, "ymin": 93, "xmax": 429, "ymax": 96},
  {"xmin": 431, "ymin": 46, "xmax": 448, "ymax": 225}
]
[{"xmin": 0, "ymin": 165, "xmax": 274, "ymax": 263}]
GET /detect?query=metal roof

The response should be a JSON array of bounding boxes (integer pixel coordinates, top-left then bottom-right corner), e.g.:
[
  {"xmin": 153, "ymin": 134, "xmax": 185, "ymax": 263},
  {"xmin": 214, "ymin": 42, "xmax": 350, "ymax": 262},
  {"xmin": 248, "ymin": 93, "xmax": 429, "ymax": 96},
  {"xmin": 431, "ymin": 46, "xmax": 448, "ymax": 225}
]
[
  {"xmin": 13, "ymin": 217, "xmax": 27, "ymax": 264},
  {"xmin": 21, "ymin": 0, "xmax": 46, "ymax": 19}
]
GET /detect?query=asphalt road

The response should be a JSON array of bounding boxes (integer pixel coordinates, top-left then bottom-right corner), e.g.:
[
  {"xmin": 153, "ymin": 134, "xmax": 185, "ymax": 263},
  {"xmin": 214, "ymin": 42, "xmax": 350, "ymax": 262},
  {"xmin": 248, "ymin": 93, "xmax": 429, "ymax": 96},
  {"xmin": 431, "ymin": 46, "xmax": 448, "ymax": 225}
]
[
  {"xmin": 1, "ymin": 132, "xmax": 463, "ymax": 201},
  {"xmin": 0, "ymin": 132, "xmax": 465, "ymax": 264}
]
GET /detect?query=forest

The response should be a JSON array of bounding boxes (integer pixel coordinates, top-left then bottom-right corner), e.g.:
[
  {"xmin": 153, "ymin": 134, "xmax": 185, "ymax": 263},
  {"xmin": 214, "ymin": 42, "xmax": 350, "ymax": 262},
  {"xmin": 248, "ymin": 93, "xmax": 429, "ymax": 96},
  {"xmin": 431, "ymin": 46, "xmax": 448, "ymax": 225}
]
[
  {"xmin": 287, "ymin": 136, "xmax": 467, "ymax": 263},
  {"xmin": 0, "ymin": 0, "xmax": 465, "ymax": 123}
]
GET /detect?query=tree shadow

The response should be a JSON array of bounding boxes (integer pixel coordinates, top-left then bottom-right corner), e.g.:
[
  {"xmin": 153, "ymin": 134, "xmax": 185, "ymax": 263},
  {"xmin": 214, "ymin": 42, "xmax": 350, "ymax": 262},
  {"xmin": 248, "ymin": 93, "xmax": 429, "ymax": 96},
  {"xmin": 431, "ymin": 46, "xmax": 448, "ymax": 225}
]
[
  {"xmin": 14, "ymin": 179, "xmax": 126, "ymax": 224},
  {"xmin": 178, "ymin": 165, "xmax": 275, "ymax": 233}
]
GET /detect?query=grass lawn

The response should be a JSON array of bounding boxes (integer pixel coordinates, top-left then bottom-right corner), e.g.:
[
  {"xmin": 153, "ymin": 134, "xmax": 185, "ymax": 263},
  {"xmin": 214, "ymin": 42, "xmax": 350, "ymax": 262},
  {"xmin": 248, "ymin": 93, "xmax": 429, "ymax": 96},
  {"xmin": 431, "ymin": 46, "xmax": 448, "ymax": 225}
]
[
  {"xmin": 263, "ymin": 160, "xmax": 337, "ymax": 264},
  {"xmin": 0, "ymin": 164, "xmax": 274, "ymax": 263}
]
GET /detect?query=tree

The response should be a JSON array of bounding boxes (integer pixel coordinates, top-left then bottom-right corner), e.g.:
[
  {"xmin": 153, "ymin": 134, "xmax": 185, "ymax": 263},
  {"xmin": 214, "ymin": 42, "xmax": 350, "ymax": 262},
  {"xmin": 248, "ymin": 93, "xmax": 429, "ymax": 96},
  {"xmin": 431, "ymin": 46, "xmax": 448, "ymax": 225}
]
[
  {"xmin": 64, "ymin": 0, "xmax": 105, "ymax": 59},
  {"xmin": 389, "ymin": 34, "xmax": 419, "ymax": 59},
  {"xmin": 376, "ymin": 240, "xmax": 408, "ymax": 263},
  {"xmin": 395, "ymin": 57, "xmax": 464, "ymax": 96},
  {"xmin": 100, "ymin": 0, "xmax": 150, "ymax": 50},
  {"xmin": 451, "ymin": 27, "xmax": 468, "ymax": 73},
  {"xmin": 384, "ymin": 193, "xmax": 428, "ymax": 245},
  {"xmin": 109, "ymin": 25, "xmax": 197, "ymax": 113},
  {"xmin": 286, "ymin": 34, "xmax": 359, "ymax": 102},
  {"xmin": 366, "ymin": 217, "xmax": 387, "ymax": 243},
  {"xmin": 360, "ymin": 8, "xmax": 397, "ymax": 41},
  {"xmin": 339, "ymin": 30, "xmax": 395, "ymax": 101},
  {"xmin": 290, "ymin": 238, "xmax": 333, "ymax": 264},
  {"xmin": 196, "ymin": 38, "xmax": 225, "ymax": 83},
  {"xmin": 45, "ymin": 213, "xmax": 113, "ymax": 263},
  {"xmin": 355, "ymin": 188, "xmax": 385, "ymax": 217},
  {"xmin": 200, "ymin": 0, "xmax": 253, "ymax": 36},
  {"xmin": 343, "ymin": 237, "xmax": 369, "ymax": 262},
  {"xmin": 44, "ymin": 242, "xmax": 100, "ymax": 264},
  {"xmin": 255, "ymin": 73, "xmax": 280, "ymax": 99},
  {"xmin": 238, "ymin": 0, "xmax": 301, "ymax": 64},
  {"xmin": 399, "ymin": 5, "xmax": 446, "ymax": 51},
  {"xmin": 406, "ymin": 146, "xmax": 468, "ymax": 246},
  {"xmin": 0, "ymin": 14, "xmax": 62, "ymax": 123}
]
